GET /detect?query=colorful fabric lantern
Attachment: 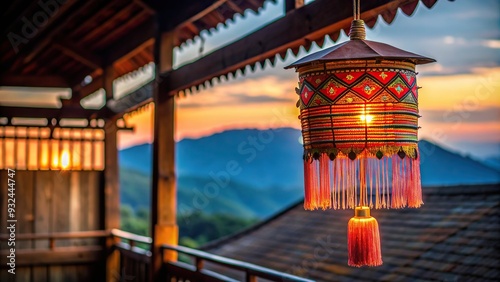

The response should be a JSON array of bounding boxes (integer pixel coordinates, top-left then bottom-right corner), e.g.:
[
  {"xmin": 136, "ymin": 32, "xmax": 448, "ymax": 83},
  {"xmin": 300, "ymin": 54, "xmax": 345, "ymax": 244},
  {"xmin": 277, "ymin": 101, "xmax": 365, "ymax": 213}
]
[{"xmin": 285, "ymin": 5, "xmax": 435, "ymax": 267}]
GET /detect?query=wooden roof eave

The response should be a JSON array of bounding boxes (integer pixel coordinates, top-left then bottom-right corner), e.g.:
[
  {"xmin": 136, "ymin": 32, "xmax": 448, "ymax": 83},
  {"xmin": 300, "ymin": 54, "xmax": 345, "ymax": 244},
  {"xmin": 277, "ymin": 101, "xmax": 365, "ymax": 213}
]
[
  {"xmin": 1, "ymin": 0, "xmax": 272, "ymax": 102},
  {"xmin": 0, "ymin": 105, "xmax": 113, "ymax": 120},
  {"xmin": 163, "ymin": 0, "xmax": 437, "ymax": 95},
  {"xmin": 110, "ymin": 0, "xmax": 437, "ymax": 116}
]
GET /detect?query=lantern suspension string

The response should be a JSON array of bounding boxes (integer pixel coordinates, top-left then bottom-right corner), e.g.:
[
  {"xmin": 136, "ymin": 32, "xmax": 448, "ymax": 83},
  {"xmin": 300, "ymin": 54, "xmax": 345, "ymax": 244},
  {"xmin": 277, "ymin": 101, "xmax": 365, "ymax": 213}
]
[
  {"xmin": 352, "ymin": 0, "xmax": 361, "ymax": 20},
  {"xmin": 350, "ymin": 0, "xmax": 366, "ymax": 40}
]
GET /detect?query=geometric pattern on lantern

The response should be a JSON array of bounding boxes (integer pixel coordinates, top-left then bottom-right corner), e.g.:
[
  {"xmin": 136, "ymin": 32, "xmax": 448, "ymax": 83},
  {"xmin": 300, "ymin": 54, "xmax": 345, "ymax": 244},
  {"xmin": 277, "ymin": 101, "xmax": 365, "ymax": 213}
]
[
  {"xmin": 352, "ymin": 77, "xmax": 383, "ymax": 100},
  {"xmin": 300, "ymin": 83, "xmax": 315, "ymax": 105},
  {"xmin": 387, "ymin": 76, "xmax": 410, "ymax": 99},
  {"xmin": 298, "ymin": 69, "xmax": 418, "ymax": 108},
  {"xmin": 319, "ymin": 78, "xmax": 347, "ymax": 101},
  {"xmin": 334, "ymin": 71, "xmax": 364, "ymax": 84}
]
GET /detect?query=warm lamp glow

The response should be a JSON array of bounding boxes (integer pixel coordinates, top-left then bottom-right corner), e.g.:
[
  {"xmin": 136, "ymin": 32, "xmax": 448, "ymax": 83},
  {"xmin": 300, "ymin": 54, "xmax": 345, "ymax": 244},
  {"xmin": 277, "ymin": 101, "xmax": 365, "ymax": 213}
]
[
  {"xmin": 52, "ymin": 155, "xmax": 59, "ymax": 167},
  {"xmin": 61, "ymin": 150, "xmax": 70, "ymax": 169},
  {"xmin": 359, "ymin": 114, "xmax": 374, "ymax": 123}
]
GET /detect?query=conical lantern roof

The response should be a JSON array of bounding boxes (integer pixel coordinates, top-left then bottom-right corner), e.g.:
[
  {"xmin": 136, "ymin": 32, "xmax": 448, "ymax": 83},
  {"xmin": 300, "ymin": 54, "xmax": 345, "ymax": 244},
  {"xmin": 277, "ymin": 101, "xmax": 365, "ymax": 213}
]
[{"xmin": 285, "ymin": 39, "xmax": 435, "ymax": 69}]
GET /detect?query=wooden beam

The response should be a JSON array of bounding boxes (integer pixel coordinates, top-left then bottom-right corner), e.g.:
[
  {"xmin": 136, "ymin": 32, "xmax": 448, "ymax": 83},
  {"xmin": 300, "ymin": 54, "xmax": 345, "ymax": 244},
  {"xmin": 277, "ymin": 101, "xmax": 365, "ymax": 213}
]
[
  {"xmin": 151, "ymin": 29, "xmax": 178, "ymax": 282},
  {"xmin": 180, "ymin": 0, "xmax": 228, "ymax": 25},
  {"xmin": 108, "ymin": 0, "xmax": 416, "ymax": 117},
  {"xmin": 94, "ymin": 10, "xmax": 150, "ymax": 51},
  {"xmin": 68, "ymin": 1, "xmax": 124, "ymax": 37},
  {"xmin": 285, "ymin": 0, "xmax": 304, "ymax": 13},
  {"xmin": 155, "ymin": 0, "xmax": 226, "ymax": 31},
  {"xmin": 225, "ymin": 0, "xmax": 244, "ymax": 14},
  {"xmin": 1, "ymin": 0, "xmax": 84, "ymax": 76},
  {"xmin": 0, "ymin": 106, "xmax": 111, "ymax": 120},
  {"xmin": 77, "ymin": 76, "xmax": 103, "ymax": 98},
  {"xmin": 70, "ymin": 18, "xmax": 155, "ymax": 101},
  {"xmin": 134, "ymin": 0, "xmax": 156, "ymax": 14},
  {"xmin": 161, "ymin": 0, "xmax": 402, "ymax": 94},
  {"xmin": 80, "ymin": 2, "xmax": 139, "ymax": 44},
  {"xmin": 102, "ymin": 17, "xmax": 155, "ymax": 65},
  {"xmin": 53, "ymin": 41, "xmax": 103, "ymax": 70},
  {"xmin": 104, "ymin": 120, "xmax": 120, "ymax": 282},
  {"xmin": 21, "ymin": 1, "xmax": 97, "ymax": 65},
  {"xmin": 107, "ymin": 83, "xmax": 152, "ymax": 114},
  {"xmin": 0, "ymin": 246, "xmax": 104, "ymax": 266},
  {"xmin": 2, "ymin": 0, "xmax": 78, "ymax": 42},
  {"xmin": 0, "ymin": 74, "xmax": 70, "ymax": 88},
  {"xmin": 103, "ymin": 65, "xmax": 115, "ymax": 100}
]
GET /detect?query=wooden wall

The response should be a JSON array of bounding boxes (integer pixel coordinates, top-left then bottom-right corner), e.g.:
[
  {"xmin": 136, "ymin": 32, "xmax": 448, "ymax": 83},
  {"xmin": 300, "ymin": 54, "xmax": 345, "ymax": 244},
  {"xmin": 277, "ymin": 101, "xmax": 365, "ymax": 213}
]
[{"xmin": 0, "ymin": 170, "xmax": 104, "ymax": 282}]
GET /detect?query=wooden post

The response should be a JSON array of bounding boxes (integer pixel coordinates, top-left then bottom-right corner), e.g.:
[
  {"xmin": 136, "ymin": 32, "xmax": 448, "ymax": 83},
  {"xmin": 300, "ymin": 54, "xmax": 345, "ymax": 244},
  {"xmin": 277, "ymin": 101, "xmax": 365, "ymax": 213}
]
[
  {"xmin": 104, "ymin": 64, "xmax": 115, "ymax": 101},
  {"xmin": 104, "ymin": 119, "xmax": 120, "ymax": 282},
  {"xmin": 151, "ymin": 28, "xmax": 178, "ymax": 282}
]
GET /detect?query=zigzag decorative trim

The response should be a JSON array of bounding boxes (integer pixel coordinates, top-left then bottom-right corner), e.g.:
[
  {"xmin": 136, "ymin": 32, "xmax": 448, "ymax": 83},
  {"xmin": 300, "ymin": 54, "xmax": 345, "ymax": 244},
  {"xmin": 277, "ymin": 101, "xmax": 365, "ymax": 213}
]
[{"xmin": 297, "ymin": 68, "xmax": 418, "ymax": 109}]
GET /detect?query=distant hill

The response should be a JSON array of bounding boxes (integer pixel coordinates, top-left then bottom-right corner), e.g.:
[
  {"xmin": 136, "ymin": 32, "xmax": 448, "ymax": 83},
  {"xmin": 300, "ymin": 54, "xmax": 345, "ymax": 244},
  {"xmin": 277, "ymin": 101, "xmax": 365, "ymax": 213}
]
[
  {"xmin": 119, "ymin": 143, "xmax": 152, "ymax": 175},
  {"xmin": 419, "ymin": 140, "xmax": 500, "ymax": 186},
  {"xmin": 483, "ymin": 156, "xmax": 500, "ymax": 171},
  {"xmin": 120, "ymin": 167, "xmax": 302, "ymax": 219},
  {"xmin": 120, "ymin": 128, "xmax": 304, "ymax": 189},
  {"xmin": 119, "ymin": 128, "xmax": 500, "ymax": 218}
]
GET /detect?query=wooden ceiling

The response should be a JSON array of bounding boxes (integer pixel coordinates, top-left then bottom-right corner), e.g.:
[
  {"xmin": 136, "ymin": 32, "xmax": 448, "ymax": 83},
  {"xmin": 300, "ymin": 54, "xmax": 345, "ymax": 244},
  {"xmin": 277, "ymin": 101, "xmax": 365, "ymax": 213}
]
[
  {"xmin": 1, "ymin": 0, "xmax": 439, "ymax": 121},
  {"xmin": 0, "ymin": 0, "xmax": 272, "ymax": 111},
  {"xmin": 113, "ymin": 0, "xmax": 439, "ymax": 114}
]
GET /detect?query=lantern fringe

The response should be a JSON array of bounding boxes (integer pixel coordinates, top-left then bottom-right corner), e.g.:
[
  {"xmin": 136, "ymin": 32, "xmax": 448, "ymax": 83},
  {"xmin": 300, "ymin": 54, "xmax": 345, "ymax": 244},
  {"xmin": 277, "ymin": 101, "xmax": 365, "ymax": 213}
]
[
  {"xmin": 303, "ymin": 148, "xmax": 422, "ymax": 211},
  {"xmin": 348, "ymin": 207, "xmax": 383, "ymax": 267},
  {"xmin": 303, "ymin": 145, "xmax": 419, "ymax": 160}
]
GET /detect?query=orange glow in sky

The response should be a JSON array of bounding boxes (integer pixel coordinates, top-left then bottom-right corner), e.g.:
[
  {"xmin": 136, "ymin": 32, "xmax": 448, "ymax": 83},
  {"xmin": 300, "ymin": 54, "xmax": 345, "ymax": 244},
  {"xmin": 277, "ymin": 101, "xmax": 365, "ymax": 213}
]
[
  {"xmin": 118, "ymin": 67, "xmax": 500, "ymax": 160},
  {"xmin": 2, "ymin": 1, "xmax": 497, "ymax": 160}
]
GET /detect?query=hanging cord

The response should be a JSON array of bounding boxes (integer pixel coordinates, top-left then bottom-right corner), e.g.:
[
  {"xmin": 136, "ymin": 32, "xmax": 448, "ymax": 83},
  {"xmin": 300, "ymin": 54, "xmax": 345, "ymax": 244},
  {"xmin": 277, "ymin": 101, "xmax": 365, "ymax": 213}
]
[
  {"xmin": 350, "ymin": 0, "xmax": 366, "ymax": 40},
  {"xmin": 353, "ymin": 0, "xmax": 360, "ymax": 20}
]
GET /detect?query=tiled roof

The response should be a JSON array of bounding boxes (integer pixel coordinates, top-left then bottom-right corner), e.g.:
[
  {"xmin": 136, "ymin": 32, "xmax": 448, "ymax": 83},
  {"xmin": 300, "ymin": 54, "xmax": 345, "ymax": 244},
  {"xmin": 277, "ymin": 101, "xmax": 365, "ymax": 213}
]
[{"xmin": 205, "ymin": 184, "xmax": 500, "ymax": 281}]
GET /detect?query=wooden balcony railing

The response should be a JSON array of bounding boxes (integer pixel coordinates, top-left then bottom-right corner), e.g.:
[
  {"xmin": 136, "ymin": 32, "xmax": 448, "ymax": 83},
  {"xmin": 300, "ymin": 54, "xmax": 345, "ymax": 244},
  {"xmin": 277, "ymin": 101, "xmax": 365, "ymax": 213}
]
[
  {"xmin": 1, "ymin": 230, "xmax": 313, "ymax": 282},
  {"xmin": 110, "ymin": 228, "xmax": 152, "ymax": 281},
  {"xmin": 161, "ymin": 244, "xmax": 315, "ymax": 282},
  {"xmin": 0, "ymin": 230, "xmax": 109, "ymax": 266},
  {"xmin": 0, "ymin": 230, "xmax": 109, "ymax": 281}
]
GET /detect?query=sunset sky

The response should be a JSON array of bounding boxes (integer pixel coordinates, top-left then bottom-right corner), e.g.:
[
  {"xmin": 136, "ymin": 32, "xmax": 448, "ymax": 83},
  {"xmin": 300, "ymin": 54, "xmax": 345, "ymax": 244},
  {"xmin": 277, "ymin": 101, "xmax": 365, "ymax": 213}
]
[
  {"xmin": 119, "ymin": 0, "xmax": 500, "ymax": 159},
  {"xmin": 1, "ymin": 0, "xmax": 499, "ymax": 160}
]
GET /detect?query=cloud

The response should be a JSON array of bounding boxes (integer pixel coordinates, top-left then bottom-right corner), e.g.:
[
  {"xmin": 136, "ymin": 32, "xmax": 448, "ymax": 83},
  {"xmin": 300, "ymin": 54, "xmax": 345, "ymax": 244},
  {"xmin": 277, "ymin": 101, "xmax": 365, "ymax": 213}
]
[
  {"xmin": 443, "ymin": 36, "xmax": 467, "ymax": 45},
  {"xmin": 442, "ymin": 37, "xmax": 500, "ymax": 50},
  {"xmin": 233, "ymin": 94, "xmax": 292, "ymax": 104},
  {"xmin": 481, "ymin": 39, "xmax": 500, "ymax": 49},
  {"xmin": 421, "ymin": 106, "xmax": 500, "ymax": 124},
  {"xmin": 178, "ymin": 93, "xmax": 293, "ymax": 109}
]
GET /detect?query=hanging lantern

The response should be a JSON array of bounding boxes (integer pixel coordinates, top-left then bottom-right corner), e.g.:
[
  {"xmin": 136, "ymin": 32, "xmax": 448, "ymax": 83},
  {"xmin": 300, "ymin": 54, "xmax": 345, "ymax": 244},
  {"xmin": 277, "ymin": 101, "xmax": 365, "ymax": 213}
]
[{"xmin": 285, "ymin": 1, "xmax": 435, "ymax": 267}]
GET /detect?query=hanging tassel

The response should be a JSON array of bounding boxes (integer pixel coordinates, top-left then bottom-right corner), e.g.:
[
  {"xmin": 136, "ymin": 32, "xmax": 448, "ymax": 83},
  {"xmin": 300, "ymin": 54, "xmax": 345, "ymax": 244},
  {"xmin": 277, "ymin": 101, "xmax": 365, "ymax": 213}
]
[
  {"xmin": 407, "ymin": 153, "xmax": 423, "ymax": 208},
  {"xmin": 304, "ymin": 157, "xmax": 312, "ymax": 210},
  {"xmin": 348, "ymin": 206, "xmax": 383, "ymax": 267},
  {"xmin": 319, "ymin": 153, "xmax": 332, "ymax": 210},
  {"xmin": 304, "ymin": 156, "xmax": 320, "ymax": 210}
]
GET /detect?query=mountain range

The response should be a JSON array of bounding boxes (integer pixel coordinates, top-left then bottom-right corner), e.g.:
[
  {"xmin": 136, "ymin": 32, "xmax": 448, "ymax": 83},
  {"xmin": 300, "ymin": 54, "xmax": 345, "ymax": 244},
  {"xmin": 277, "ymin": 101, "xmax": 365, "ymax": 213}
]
[{"xmin": 119, "ymin": 128, "xmax": 500, "ymax": 219}]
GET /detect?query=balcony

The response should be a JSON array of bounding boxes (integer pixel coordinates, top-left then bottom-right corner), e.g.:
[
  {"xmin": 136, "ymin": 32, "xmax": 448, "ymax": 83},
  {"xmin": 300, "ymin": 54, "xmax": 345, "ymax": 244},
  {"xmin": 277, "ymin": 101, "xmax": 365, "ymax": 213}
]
[{"xmin": 0, "ymin": 229, "xmax": 313, "ymax": 282}]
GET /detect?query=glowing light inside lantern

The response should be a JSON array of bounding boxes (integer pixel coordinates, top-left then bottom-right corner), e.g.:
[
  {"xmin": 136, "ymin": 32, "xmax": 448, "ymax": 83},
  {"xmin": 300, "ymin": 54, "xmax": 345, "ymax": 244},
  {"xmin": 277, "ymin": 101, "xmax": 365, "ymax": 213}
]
[{"xmin": 359, "ymin": 114, "xmax": 374, "ymax": 123}]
